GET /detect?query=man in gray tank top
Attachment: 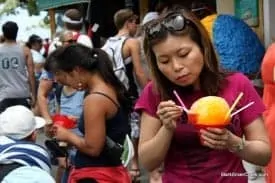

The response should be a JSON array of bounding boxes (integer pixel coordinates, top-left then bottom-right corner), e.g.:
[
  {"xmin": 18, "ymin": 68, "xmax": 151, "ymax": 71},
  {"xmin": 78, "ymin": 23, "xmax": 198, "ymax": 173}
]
[{"xmin": 0, "ymin": 21, "xmax": 36, "ymax": 112}]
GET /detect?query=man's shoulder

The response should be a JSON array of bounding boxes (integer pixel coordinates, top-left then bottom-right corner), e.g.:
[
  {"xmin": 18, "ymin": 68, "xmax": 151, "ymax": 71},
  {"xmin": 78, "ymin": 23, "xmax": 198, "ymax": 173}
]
[
  {"xmin": 124, "ymin": 38, "xmax": 140, "ymax": 51},
  {"xmin": 125, "ymin": 37, "xmax": 139, "ymax": 45}
]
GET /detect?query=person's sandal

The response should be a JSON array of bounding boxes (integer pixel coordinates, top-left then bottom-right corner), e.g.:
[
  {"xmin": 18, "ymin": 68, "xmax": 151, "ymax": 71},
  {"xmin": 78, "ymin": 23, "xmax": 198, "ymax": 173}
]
[{"xmin": 129, "ymin": 168, "xmax": 141, "ymax": 183}]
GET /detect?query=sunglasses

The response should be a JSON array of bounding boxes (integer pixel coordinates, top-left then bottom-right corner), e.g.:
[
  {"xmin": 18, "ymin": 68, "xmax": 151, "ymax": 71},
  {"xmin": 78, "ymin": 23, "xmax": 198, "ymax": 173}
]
[
  {"xmin": 145, "ymin": 13, "xmax": 191, "ymax": 41},
  {"xmin": 63, "ymin": 39, "xmax": 76, "ymax": 44}
]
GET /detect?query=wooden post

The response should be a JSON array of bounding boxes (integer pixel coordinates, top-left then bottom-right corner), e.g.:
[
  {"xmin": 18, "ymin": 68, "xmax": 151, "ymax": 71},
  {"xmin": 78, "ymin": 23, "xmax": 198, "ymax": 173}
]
[
  {"xmin": 48, "ymin": 9, "xmax": 56, "ymax": 39},
  {"xmin": 139, "ymin": 0, "xmax": 148, "ymax": 22}
]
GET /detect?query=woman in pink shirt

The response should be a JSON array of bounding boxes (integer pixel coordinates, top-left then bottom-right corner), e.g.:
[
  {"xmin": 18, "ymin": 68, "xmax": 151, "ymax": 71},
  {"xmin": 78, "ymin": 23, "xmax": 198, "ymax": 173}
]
[{"xmin": 135, "ymin": 8, "xmax": 271, "ymax": 183}]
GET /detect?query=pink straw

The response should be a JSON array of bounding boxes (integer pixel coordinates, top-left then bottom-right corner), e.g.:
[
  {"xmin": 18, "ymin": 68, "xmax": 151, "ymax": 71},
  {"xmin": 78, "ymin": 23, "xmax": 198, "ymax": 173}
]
[
  {"xmin": 173, "ymin": 90, "xmax": 189, "ymax": 113},
  {"xmin": 231, "ymin": 101, "xmax": 255, "ymax": 117}
]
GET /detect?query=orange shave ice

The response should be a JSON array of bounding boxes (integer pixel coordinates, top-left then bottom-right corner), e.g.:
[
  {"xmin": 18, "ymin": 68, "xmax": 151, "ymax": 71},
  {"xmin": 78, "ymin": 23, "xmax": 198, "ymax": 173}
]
[{"xmin": 189, "ymin": 96, "xmax": 231, "ymax": 127}]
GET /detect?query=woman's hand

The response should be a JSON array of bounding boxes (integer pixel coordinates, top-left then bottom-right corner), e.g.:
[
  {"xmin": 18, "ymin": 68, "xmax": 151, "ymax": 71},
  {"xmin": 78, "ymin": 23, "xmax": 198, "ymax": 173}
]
[
  {"xmin": 51, "ymin": 125, "xmax": 71, "ymax": 142},
  {"xmin": 44, "ymin": 123, "xmax": 54, "ymax": 138},
  {"xmin": 200, "ymin": 128, "xmax": 236, "ymax": 150},
  {"xmin": 156, "ymin": 100, "xmax": 183, "ymax": 130}
]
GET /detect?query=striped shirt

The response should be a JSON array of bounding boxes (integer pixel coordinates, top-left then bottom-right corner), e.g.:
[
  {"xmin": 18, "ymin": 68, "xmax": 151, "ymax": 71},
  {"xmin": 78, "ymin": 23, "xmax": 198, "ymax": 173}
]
[{"xmin": 0, "ymin": 136, "xmax": 51, "ymax": 173}]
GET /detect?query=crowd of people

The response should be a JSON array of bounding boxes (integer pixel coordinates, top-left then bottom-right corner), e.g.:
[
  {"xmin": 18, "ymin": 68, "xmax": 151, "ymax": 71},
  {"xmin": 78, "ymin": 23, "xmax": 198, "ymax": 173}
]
[{"xmin": 0, "ymin": 3, "xmax": 274, "ymax": 183}]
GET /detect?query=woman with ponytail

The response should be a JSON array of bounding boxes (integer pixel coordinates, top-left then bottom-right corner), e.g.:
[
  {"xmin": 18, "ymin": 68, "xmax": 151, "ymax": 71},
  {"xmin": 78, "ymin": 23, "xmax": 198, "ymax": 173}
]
[{"xmin": 45, "ymin": 44, "xmax": 132, "ymax": 183}]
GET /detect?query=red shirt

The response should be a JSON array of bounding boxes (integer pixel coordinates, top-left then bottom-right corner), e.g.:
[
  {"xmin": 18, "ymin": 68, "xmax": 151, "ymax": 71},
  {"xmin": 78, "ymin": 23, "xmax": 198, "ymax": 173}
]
[{"xmin": 135, "ymin": 73, "xmax": 265, "ymax": 183}]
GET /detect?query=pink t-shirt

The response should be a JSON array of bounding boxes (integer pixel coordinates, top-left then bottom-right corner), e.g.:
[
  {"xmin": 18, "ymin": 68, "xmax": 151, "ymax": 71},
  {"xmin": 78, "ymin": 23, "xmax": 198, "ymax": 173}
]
[{"xmin": 135, "ymin": 73, "xmax": 265, "ymax": 183}]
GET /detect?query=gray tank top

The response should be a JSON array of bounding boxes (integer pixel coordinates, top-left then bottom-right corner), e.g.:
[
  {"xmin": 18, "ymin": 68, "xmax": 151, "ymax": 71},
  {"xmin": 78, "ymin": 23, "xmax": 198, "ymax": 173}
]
[{"xmin": 0, "ymin": 44, "xmax": 30, "ymax": 101}]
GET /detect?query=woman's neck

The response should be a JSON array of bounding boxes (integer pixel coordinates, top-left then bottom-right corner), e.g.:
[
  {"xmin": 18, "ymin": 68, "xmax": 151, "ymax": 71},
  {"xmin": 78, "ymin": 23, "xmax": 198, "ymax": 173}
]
[{"xmin": 87, "ymin": 73, "xmax": 111, "ymax": 93}]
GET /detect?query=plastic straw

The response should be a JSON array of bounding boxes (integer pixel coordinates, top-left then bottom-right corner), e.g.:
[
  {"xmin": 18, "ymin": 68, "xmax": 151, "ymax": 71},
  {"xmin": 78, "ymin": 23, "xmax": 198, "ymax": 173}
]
[
  {"xmin": 173, "ymin": 90, "xmax": 189, "ymax": 113},
  {"xmin": 225, "ymin": 92, "xmax": 244, "ymax": 120},
  {"xmin": 231, "ymin": 102, "xmax": 255, "ymax": 117}
]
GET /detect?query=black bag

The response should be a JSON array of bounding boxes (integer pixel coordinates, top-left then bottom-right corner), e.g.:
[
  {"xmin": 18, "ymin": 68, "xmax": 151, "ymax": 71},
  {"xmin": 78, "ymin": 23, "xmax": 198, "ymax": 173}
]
[{"xmin": 45, "ymin": 139, "xmax": 68, "ymax": 165}]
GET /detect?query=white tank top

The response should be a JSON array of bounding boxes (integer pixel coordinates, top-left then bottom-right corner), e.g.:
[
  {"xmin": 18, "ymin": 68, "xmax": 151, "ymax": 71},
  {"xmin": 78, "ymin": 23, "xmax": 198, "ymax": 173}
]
[{"xmin": 102, "ymin": 35, "xmax": 130, "ymax": 89}]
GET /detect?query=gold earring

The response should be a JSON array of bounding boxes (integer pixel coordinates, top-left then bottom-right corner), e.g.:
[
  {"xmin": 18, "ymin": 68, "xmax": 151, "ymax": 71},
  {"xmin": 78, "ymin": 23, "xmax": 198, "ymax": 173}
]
[{"xmin": 77, "ymin": 82, "xmax": 83, "ymax": 90}]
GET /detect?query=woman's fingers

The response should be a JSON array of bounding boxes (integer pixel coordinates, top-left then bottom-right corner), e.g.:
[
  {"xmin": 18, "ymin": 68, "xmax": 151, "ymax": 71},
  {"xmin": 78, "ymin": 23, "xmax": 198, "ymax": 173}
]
[
  {"xmin": 201, "ymin": 132, "xmax": 227, "ymax": 147},
  {"xmin": 161, "ymin": 110, "xmax": 182, "ymax": 119},
  {"xmin": 157, "ymin": 100, "xmax": 176, "ymax": 108},
  {"xmin": 157, "ymin": 100, "xmax": 183, "ymax": 130},
  {"xmin": 200, "ymin": 129, "xmax": 228, "ymax": 140},
  {"xmin": 204, "ymin": 127, "xmax": 226, "ymax": 135},
  {"xmin": 200, "ymin": 128, "xmax": 230, "ymax": 149}
]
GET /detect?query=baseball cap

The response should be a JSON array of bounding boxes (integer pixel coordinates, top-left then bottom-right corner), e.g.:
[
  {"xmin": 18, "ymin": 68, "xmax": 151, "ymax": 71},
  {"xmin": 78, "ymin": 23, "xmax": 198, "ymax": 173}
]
[
  {"xmin": 142, "ymin": 12, "xmax": 159, "ymax": 25},
  {"xmin": 2, "ymin": 166, "xmax": 55, "ymax": 183},
  {"xmin": 0, "ymin": 105, "xmax": 46, "ymax": 140}
]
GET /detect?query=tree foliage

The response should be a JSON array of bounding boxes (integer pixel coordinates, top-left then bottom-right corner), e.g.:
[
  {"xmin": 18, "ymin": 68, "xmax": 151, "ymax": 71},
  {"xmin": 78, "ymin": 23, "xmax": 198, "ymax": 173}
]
[{"xmin": 0, "ymin": 0, "xmax": 40, "ymax": 16}]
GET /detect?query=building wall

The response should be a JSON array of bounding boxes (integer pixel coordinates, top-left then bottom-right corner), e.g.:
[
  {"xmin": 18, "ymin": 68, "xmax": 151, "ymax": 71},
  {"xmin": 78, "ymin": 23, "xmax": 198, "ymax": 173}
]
[
  {"xmin": 264, "ymin": 0, "xmax": 275, "ymax": 46},
  {"xmin": 216, "ymin": 0, "xmax": 264, "ymax": 45}
]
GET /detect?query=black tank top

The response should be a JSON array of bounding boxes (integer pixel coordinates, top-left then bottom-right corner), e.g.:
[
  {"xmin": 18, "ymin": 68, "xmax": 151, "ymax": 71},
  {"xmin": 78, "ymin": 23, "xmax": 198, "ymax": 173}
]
[{"xmin": 75, "ymin": 92, "xmax": 130, "ymax": 168}]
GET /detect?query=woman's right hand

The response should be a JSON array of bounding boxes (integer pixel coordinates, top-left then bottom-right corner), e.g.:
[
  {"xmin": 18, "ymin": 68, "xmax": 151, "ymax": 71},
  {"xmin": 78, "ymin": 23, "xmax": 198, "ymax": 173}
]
[
  {"xmin": 44, "ymin": 123, "xmax": 54, "ymax": 138},
  {"xmin": 156, "ymin": 100, "xmax": 183, "ymax": 130}
]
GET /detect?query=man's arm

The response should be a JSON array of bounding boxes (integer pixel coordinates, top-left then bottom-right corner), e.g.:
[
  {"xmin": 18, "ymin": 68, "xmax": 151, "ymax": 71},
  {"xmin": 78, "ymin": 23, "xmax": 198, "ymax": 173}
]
[
  {"xmin": 24, "ymin": 46, "xmax": 36, "ymax": 106},
  {"xmin": 126, "ymin": 38, "xmax": 148, "ymax": 88}
]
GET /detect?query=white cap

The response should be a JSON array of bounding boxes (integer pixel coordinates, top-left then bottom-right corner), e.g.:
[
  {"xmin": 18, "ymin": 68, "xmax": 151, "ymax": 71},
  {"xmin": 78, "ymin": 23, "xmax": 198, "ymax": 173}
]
[
  {"xmin": 142, "ymin": 12, "xmax": 159, "ymax": 25},
  {"xmin": 0, "ymin": 105, "xmax": 46, "ymax": 140},
  {"xmin": 2, "ymin": 166, "xmax": 55, "ymax": 183}
]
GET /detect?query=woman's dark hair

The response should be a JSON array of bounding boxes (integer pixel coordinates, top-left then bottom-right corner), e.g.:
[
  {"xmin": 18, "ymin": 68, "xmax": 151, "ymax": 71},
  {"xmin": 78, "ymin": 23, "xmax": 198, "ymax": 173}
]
[
  {"xmin": 44, "ymin": 44, "xmax": 132, "ymax": 113},
  {"xmin": 144, "ymin": 8, "xmax": 227, "ymax": 100},
  {"xmin": 26, "ymin": 34, "xmax": 42, "ymax": 49}
]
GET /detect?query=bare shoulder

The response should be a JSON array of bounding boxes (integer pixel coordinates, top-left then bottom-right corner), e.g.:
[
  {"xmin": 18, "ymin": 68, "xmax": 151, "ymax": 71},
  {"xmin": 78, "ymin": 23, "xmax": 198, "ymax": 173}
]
[
  {"xmin": 22, "ymin": 45, "xmax": 30, "ymax": 52},
  {"xmin": 125, "ymin": 38, "xmax": 140, "ymax": 47},
  {"xmin": 84, "ymin": 91, "xmax": 118, "ymax": 112},
  {"xmin": 124, "ymin": 39, "xmax": 140, "ymax": 56},
  {"xmin": 22, "ymin": 45, "xmax": 31, "ymax": 56}
]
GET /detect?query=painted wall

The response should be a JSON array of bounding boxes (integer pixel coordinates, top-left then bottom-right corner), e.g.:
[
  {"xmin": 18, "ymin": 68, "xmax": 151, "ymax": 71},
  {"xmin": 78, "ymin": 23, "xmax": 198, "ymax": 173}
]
[{"xmin": 216, "ymin": 0, "xmax": 264, "ymax": 44}]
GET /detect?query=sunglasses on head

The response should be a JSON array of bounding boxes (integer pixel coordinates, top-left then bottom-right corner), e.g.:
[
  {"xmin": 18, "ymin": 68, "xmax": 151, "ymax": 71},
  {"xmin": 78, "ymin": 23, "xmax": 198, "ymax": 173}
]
[{"xmin": 145, "ymin": 13, "xmax": 191, "ymax": 41}]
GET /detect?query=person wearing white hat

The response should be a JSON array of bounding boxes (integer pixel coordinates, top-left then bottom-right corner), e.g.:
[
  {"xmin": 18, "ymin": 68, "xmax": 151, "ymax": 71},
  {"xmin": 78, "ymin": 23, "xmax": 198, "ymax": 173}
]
[
  {"xmin": 0, "ymin": 105, "xmax": 46, "ymax": 140},
  {"xmin": 62, "ymin": 8, "xmax": 93, "ymax": 49},
  {"xmin": 0, "ymin": 105, "xmax": 51, "ymax": 181},
  {"xmin": 141, "ymin": 12, "xmax": 159, "ymax": 26},
  {"xmin": 2, "ymin": 166, "xmax": 55, "ymax": 183}
]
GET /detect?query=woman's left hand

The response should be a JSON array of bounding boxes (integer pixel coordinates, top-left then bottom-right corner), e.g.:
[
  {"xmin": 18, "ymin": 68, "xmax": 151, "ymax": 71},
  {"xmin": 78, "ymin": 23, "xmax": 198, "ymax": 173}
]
[
  {"xmin": 51, "ymin": 125, "xmax": 71, "ymax": 142},
  {"xmin": 200, "ymin": 128, "xmax": 233, "ymax": 150}
]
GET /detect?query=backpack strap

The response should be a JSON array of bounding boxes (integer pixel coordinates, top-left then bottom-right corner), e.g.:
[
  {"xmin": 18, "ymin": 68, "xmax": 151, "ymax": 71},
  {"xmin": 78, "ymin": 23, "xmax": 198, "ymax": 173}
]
[{"xmin": 90, "ymin": 92, "xmax": 120, "ymax": 108}]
